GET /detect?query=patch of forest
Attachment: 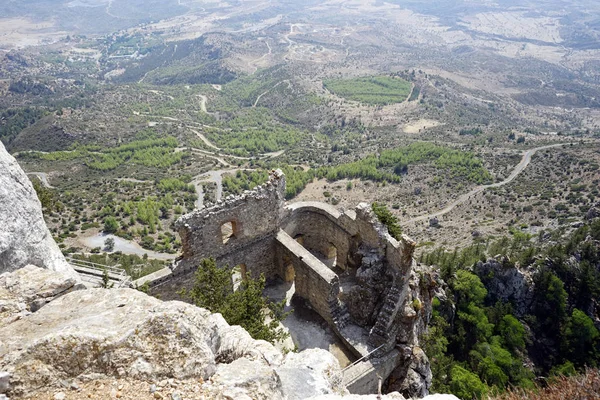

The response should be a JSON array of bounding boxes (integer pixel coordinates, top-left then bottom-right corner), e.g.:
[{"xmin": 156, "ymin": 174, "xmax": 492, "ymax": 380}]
[
  {"xmin": 421, "ymin": 218, "xmax": 600, "ymax": 399},
  {"xmin": 323, "ymin": 75, "xmax": 412, "ymax": 105}
]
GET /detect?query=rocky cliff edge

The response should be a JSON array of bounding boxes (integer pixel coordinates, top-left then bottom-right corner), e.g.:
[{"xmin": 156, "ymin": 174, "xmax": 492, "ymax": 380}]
[{"xmin": 0, "ymin": 142, "xmax": 79, "ymax": 281}]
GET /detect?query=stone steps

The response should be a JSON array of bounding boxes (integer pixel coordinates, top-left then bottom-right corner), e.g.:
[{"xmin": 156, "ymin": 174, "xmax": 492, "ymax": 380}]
[
  {"xmin": 329, "ymin": 298, "xmax": 351, "ymax": 329},
  {"xmin": 369, "ymin": 284, "xmax": 405, "ymax": 344}
]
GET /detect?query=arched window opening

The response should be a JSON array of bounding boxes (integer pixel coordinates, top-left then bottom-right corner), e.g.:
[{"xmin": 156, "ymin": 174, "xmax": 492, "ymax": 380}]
[
  {"xmin": 221, "ymin": 221, "xmax": 237, "ymax": 244},
  {"xmin": 232, "ymin": 263, "xmax": 248, "ymax": 291},
  {"xmin": 325, "ymin": 243, "xmax": 337, "ymax": 268}
]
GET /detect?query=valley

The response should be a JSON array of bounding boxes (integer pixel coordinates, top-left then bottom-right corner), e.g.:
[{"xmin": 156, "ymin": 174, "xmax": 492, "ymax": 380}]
[{"xmin": 1, "ymin": 1, "xmax": 600, "ymax": 398}]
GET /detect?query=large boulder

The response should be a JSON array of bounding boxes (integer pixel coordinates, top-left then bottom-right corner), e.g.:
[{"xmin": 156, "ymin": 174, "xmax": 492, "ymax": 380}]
[
  {"xmin": 474, "ymin": 258, "xmax": 534, "ymax": 317},
  {"xmin": 0, "ymin": 265, "xmax": 83, "ymax": 326},
  {"xmin": 0, "ymin": 142, "xmax": 78, "ymax": 281},
  {"xmin": 0, "ymin": 288, "xmax": 280, "ymax": 395},
  {"xmin": 276, "ymin": 349, "xmax": 344, "ymax": 399},
  {"xmin": 0, "ymin": 287, "xmax": 345, "ymax": 399}
]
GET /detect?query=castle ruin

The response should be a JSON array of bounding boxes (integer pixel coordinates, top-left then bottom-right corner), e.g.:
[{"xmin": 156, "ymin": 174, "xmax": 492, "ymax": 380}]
[{"xmin": 138, "ymin": 170, "xmax": 435, "ymax": 396}]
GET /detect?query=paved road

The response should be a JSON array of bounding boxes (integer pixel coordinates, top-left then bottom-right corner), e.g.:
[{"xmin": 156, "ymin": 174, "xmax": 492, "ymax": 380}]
[{"xmin": 408, "ymin": 143, "xmax": 571, "ymax": 223}]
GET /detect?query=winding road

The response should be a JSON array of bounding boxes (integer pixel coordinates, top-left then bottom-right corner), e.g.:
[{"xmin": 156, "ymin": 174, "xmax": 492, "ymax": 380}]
[
  {"xmin": 253, "ymin": 80, "xmax": 290, "ymax": 107},
  {"xmin": 192, "ymin": 168, "xmax": 246, "ymax": 208},
  {"xmin": 408, "ymin": 143, "xmax": 570, "ymax": 223},
  {"xmin": 250, "ymin": 39, "xmax": 272, "ymax": 73}
]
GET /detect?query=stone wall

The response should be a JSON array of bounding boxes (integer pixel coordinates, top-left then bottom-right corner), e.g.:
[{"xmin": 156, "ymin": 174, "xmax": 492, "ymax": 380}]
[
  {"xmin": 175, "ymin": 170, "xmax": 286, "ymax": 278},
  {"xmin": 275, "ymin": 229, "xmax": 339, "ymax": 324},
  {"xmin": 283, "ymin": 202, "xmax": 357, "ymax": 270}
]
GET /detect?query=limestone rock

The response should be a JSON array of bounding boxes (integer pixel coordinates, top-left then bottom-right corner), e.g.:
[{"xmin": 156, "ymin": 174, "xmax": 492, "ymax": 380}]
[
  {"xmin": 0, "ymin": 265, "xmax": 83, "ymax": 325},
  {"xmin": 0, "ymin": 372, "xmax": 9, "ymax": 393},
  {"xmin": 211, "ymin": 358, "xmax": 283, "ymax": 399},
  {"xmin": 586, "ymin": 202, "xmax": 600, "ymax": 220},
  {"xmin": 309, "ymin": 393, "xmax": 406, "ymax": 400},
  {"xmin": 0, "ymin": 142, "xmax": 78, "ymax": 281},
  {"xmin": 0, "ymin": 288, "xmax": 282, "ymax": 396},
  {"xmin": 474, "ymin": 258, "xmax": 533, "ymax": 316},
  {"xmin": 397, "ymin": 347, "xmax": 432, "ymax": 398},
  {"xmin": 276, "ymin": 349, "xmax": 345, "ymax": 399}
]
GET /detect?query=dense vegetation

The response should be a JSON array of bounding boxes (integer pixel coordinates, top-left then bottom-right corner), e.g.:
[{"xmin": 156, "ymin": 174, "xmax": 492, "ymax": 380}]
[
  {"xmin": 323, "ymin": 75, "xmax": 412, "ymax": 105},
  {"xmin": 206, "ymin": 108, "xmax": 304, "ymax": 155},
  {"xmin": 0, "ymin": 107, "xmax": 47, "ymax": 144},
  {"xmin": 421, "ymin": 219, "xmax": 600, "ymax": 399},
  {"xmin": 322, "ymin": 142, "xmax": 492, "ymax": 184},
  {"xmin": 21, "ymin": 136, "xmax": 187, "ymax": 171},
  {"xmin": 183, "ymin": 258, "xmax": 290, "ymax": 344},
  {"xmin": 222, "ymin": 142, "xmax": 492, "ymax": 200}
]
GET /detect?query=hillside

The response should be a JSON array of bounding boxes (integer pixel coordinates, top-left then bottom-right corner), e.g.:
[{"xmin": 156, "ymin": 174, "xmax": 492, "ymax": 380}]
[{"xmin": 1, "ymin": 0, "xmax": 600, "ymax": 398}]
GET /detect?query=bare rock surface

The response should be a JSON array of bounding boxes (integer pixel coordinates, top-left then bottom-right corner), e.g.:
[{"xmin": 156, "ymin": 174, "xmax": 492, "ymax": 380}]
[
  {"xmin": 0, "ymin": 265, "xmax": 83, "ymax": 325},
  {"xmin": 211, "ymin": 357, "xmax": 283, "ymax": 399},
  {"xmin": 0, "ymin": 287, "xmax": 347, "ymax": 399},
  {"xmin": 0, "ymin": 142, "xmax": 78, "ymax": 281},
  {"xmin": 276, "ymin": 348, "xmax": 345, "ymax": 399},
  {"xmin": 309, "ymin": 394, "xmax": 460, "ymax": 400},
  {"xmin": 474, "ymin": 257, "xmax": 534, "ymax": 316},
  {"xmin": 0, "ymin": 288, "xmax": 283, "ymax": 396}
]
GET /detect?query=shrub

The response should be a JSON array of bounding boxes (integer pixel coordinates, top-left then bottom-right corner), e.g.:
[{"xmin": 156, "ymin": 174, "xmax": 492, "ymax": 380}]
[
  {"xmin": 372, "ymin": 202, "xmax": 402, "ymax": 240},
  {"xmin": 183, "ymin": 258, "xmax": 290, "ymax": 344}
]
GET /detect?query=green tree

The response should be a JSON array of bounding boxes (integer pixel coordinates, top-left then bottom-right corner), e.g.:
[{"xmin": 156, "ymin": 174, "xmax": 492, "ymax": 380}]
[
  {"xmin": 498, "ymin": 314, "xmax": 526, "ymax": 354},
  {"xmin": 372, "ymin": 202, "xmax": 402, "ymax": 240},
  {"xmin": 184, "ymin": 258, "xmax": 290, "ymax": 344},
  {"xmin": 101, "ymin": 268, "xmax": 114, "ymax": 289},
  {"xmin": 562, "ymin": 309, "xmax": 599, "ymax": 368},
  {"xmin": 104, "ymin": 237, "xmax": 115, "ymax": 252},
  {"xmin": 449, "ymin": 365, "xmax": 488, "ymax": 400},
  {"xmin": 103, "ymin": 217, "xmax": 119, "ymax": 234}
]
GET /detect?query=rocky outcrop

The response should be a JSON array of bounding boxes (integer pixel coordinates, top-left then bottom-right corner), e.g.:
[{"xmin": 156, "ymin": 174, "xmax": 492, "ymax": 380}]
[
  {"xmin": 0, "ymin": 286, "xmax": 345, "ymax": 399},
  {"xmin": 384, "ymin": 265, "xmax": 439, "ymax": 397},
  {"xmin": 0, "ymin": 142, "xmax": 78, "ymax": 281},
  {"xmin": 474, "ymin": 257, "xmax": 534, "ymax": 317},
  {"xmin": 586, "ymin": 202, "xmax": 600, "ymax": 221},
  {"xmin": 277, "ymin": 349, "xmax": 344, "ymax": 399},
  {"xmin": 0, "ymin": 265, "xmax": 83, "ymax": 326}
]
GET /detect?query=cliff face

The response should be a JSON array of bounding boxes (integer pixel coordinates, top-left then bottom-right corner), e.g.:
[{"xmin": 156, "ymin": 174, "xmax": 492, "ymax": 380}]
[{"xmin": 0, "ymin": 142, "xmax": 78, "ymax": 281}]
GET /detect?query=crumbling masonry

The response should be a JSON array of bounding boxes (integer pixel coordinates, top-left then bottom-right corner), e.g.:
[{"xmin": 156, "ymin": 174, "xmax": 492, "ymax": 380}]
[{"xmin": 139, "ymin": 170, "xmax": 436, "ymax": 397}]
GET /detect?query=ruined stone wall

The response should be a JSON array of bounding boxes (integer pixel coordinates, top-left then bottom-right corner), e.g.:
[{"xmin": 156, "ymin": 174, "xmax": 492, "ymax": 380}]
[
  {"xmin": 174, "ymin": 170, "xmax": 286, "ymax": 279},
  {"xmin": 147, "ymin": 172, "xmax": 431, "ymax": 397},
  {"xmin": 283, "ymin": 203, "xmax": 356, "ymax": 270},
  {"xmin": 275, "ymin": 230, "xmax": 339, "ymax": 324}
]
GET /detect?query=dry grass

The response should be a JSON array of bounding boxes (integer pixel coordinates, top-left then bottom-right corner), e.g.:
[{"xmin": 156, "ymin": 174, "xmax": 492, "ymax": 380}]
[{"xmin": 492, "ymin": 369, "xmax": 600, "ymax": 400}]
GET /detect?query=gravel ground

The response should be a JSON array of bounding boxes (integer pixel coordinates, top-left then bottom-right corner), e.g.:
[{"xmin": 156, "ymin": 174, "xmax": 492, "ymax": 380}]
[{"xmin": 21, "ymin": 377, "xmax": 232, "ymax": 400}]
